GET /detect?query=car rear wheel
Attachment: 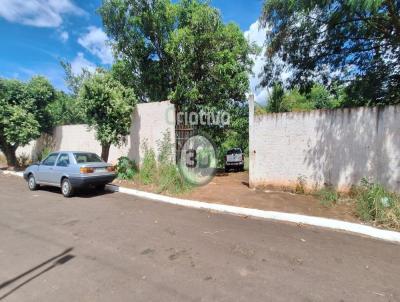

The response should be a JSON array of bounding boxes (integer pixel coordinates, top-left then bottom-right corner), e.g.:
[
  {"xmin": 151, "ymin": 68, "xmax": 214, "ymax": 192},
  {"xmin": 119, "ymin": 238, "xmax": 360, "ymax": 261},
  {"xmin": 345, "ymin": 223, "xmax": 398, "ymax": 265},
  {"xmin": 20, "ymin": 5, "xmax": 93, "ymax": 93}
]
[
  {"xmin": 61, "ymin": 178, "xmax": 74, "ymax": 198},
  {"xmin": 28, "ymin": 174, "xmax": 39, "ymax": 191}
]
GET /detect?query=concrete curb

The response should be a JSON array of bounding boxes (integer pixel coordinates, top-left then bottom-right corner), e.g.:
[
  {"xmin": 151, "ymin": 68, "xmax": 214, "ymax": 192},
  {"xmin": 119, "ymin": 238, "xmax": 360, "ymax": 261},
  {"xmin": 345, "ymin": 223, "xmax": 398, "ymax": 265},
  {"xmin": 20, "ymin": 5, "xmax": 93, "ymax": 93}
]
[
  {"xmin": 1, "ymin": 170, "xmax": 24, "ymax": 177},
  {"xmin": 105, "ymin": 184, "xmax": 400, "ymax": 244},
  {"xmin": 2, "ymin": 170, "xmax": 400, "ymax": 243}
]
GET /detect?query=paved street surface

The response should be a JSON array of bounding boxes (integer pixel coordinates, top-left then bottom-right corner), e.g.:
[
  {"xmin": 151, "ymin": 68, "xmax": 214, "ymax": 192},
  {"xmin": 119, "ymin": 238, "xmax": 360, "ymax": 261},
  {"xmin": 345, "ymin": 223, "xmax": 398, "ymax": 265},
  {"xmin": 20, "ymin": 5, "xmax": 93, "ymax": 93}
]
[{"xmin": 0, "ymin": 175, "xmax": 399, "ymax": 302}]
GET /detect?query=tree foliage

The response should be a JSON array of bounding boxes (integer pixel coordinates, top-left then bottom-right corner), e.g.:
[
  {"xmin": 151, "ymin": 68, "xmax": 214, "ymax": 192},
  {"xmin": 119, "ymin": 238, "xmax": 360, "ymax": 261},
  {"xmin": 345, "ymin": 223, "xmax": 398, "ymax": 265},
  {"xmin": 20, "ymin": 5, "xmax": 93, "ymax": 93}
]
[
  {"xmin": 60, "ymin": 60, "xmax": 92, "ymax": 97},
  {"xmin": 100, "ymin": 0, "xmax": 254, "ymax": 152},
  {"xmin": 0, "ymin": 76, "xmax": 55, "ymax": 166},
  {"xmin": 100, "ymin": 0, "xmax": 253, "ymax": 105},
  {"xmin": 266, "ymin": 83, "xmax": 285, "ymax": 113},
  {"xmin": 47, "ymin": 91, "xmax": 86, "ymax": 126},
  {"xmin": 265, "ymin": 83, "xmax": 343, "ymax": 113},
  {"xmin": 261, "ymin": 0, "xmax": 400, "ymax": 105},
  {"xmin": 78, "ymin": 71, "xmax": 137, "ymax": 161}
]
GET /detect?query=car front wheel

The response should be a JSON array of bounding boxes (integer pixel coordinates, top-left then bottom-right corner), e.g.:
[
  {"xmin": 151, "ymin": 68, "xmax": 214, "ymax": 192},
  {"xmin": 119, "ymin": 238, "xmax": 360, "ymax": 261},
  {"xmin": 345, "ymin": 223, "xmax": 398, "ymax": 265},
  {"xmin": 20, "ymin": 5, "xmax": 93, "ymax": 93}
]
[
  {"xmin": 28, "ymin": 174, "xmax": 39, "ymax": 191},
  {"xmin": 61, "ymin": 178, "xmax": 74, "ymax": 198}
]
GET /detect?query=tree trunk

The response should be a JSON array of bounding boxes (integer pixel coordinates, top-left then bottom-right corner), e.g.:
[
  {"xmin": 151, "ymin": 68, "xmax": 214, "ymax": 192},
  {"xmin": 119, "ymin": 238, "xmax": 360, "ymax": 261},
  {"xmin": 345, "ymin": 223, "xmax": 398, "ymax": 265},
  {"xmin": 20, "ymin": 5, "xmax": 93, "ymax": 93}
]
[
  {"xmin": 3, "ymin": 144, "xmax": 18, "ymax": 168},
  {"xmin": 101, "ymin": 144, "xmax": 110, "ymax": 162}
]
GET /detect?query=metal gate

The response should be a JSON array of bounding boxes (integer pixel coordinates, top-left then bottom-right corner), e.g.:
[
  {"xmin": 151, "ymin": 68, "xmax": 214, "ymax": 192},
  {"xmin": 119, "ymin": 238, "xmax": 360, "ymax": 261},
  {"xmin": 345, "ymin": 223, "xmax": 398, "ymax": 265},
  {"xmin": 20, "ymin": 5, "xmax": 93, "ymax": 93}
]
[{"xmin": 175, "ymin": 123, "xmax": 197, "ymax": 162}]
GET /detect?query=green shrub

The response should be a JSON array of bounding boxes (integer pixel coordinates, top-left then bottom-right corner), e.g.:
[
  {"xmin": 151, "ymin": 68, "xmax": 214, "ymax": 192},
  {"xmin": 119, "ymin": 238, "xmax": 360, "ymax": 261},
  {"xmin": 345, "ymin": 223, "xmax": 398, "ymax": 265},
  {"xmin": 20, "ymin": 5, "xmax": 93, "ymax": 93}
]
[
  {"xmin": 157, "ymin": 163, "xmax": 191, "ymax": 194},
  {"xmin": 17, "ymin": 153, "xmax": 31, "ymax": 168},
  {"xmin": 37, "ymin": 147, "xmax": 52, "ymax": 162},
  {"xmin": 355, "ymin": 178, "xmax": 400, "ymax": 229},
  {"xmin": 116, "ymin": 156, "xmax": 137, "ymax": 180},
  {"xmin": 317, "ymin": 187, "xmax": 339, "ymax": 207},
  {"xmin": 140, "ymin": 146, "xmax": 157, "ymax": 185},
  {"xmin": 157, "ymin": 130, "xmax": 173, "ymax": 165}
]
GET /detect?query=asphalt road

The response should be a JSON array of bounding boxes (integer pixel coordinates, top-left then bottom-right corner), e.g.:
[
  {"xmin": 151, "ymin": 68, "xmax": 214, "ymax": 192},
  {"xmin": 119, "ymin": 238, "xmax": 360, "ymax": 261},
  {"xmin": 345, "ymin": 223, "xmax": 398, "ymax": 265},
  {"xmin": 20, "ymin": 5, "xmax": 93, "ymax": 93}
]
[{"xmin": 0, "ymin": 174, "xmax": 399, "ymax": 302}]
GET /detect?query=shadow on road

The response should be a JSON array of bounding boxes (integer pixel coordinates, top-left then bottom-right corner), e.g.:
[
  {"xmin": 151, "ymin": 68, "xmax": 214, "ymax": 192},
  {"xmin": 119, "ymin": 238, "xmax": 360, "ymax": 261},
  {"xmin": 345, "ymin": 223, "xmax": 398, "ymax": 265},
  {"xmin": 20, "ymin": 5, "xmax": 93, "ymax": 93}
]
[
  {"xmin": 38, "ymin": 186, "xmax": 114, "ymax": 198},
  {"xmin": 0, "ymin": 247, "xmax": 75, "ymax": 300}
]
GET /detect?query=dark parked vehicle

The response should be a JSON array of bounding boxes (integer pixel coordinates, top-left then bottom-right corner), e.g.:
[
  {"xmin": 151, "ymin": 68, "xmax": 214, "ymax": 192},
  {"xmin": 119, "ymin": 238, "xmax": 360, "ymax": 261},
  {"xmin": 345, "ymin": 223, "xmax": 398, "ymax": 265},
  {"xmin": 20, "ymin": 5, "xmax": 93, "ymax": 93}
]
[
  {"xmin": 224, "ymin": 148, "xmax": 244, "ymax": 172},
  {"xmin": 23, "ymin": 151, "xmax": 116, "ymax": 197}
]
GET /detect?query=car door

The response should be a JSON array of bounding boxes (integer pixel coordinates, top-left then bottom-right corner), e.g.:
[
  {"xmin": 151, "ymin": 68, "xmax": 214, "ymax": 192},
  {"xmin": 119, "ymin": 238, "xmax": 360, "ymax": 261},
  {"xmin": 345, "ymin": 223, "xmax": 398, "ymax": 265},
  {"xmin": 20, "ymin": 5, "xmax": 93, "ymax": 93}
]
[
  {"xmin": 37, "ymin": 153, "xmax": 59, "ymax": 184},
  {"xmin": 54, "ymin": 153, "xmax": 71, "ymax": 184}
]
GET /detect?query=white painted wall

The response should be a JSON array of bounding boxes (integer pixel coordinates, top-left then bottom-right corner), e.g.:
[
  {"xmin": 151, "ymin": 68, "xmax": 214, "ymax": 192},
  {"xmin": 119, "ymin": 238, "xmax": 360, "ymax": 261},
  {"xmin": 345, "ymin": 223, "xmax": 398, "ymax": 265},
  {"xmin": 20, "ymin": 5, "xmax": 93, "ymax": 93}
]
[
  {"xmin": 11, "ymin": 101, "xmax": 175, "ymax": 165},
  {"xmin": 249, "ymin": 104, "xmax": 400, "ymax": 192}
]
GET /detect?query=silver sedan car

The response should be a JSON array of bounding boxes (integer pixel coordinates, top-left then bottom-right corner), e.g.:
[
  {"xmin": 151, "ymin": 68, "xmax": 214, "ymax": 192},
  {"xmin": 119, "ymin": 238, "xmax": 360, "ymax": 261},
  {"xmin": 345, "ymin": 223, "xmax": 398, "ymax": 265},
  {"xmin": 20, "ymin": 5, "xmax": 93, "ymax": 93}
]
[{"xmin": 23, "ymin": 151, "xmax": 116, "ymax": 197}]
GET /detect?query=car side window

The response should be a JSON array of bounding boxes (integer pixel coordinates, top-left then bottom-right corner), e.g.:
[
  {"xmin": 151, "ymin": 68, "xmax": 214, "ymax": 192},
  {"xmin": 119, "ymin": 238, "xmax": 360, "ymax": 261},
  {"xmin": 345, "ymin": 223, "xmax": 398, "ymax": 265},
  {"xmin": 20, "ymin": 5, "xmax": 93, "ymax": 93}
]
[
  {"xmin": 56, "ymin": 154, "xmax": 70, "ymax": 167},
  {"xmin": 42, "ymin": 153, "xmax": 59, "ymax": 166}
]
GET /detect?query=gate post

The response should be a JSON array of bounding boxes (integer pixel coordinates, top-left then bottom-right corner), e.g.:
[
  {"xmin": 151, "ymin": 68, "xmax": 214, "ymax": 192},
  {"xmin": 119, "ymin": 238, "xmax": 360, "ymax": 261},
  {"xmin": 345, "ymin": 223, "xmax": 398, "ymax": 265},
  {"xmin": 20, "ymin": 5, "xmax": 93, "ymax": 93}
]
[{"xmin": 248, "ymin": 94, "xmax": 255, "ymax": 188}]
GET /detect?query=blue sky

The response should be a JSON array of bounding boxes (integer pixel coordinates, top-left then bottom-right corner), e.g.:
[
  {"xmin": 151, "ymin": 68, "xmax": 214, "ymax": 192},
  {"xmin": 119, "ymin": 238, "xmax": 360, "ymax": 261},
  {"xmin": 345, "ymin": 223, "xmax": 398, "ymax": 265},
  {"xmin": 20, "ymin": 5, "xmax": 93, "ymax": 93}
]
[{"xmin": 0, "ymin": 0, "xmax": 265, "ymax": 99}]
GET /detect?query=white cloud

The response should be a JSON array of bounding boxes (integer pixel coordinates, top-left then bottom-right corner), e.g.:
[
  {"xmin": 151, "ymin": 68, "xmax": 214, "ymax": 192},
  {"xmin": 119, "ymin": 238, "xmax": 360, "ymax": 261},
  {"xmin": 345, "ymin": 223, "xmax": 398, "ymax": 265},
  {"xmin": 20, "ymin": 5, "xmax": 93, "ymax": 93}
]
[
  {"xmin": 78, "ymin": 26, "xmax": 114, "ymax": 65},
  {"xmin": 0, "ymin": 0, "xmax": 85, "ymax": 27},
  {"xmin": 71, "ymin": 52, "xmax": 96, "ymax": 75},
  {"xmin": 245, "ymin": 21, "xmax": 293, "ymax": 105},
  {"xmin": 245, "ymin": 21, "xmax": 269, "ymax": 105},
  {"xmin": 60, "ymin": 30, "xmax": 69, "ymax": 43}
]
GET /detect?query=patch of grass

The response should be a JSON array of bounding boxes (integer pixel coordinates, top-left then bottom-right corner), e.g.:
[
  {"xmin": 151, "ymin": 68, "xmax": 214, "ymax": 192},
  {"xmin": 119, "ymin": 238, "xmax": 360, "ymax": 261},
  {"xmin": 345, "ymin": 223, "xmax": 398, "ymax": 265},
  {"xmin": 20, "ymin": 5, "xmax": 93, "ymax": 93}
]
[
  {"xmin": 116, "ymin": 156, "xmax": 137, "ymax": 180},
  {"xmin": 317, "ymin": 187, "xmax": 340, "ymax": 207},
  {"xmin": 139, "ymin": 146, "xmax": 157, "ymax": 185},
  {"xmin": 354, "ymin": 178, "xmax": 400, "ymax": 229},
  {"xmin": 157, "ymin": 163, "xmax": 192, "ymax": 194},
  {"xmin": 125, "ymin": 131, "xmax": 192, "ymax": 195}
]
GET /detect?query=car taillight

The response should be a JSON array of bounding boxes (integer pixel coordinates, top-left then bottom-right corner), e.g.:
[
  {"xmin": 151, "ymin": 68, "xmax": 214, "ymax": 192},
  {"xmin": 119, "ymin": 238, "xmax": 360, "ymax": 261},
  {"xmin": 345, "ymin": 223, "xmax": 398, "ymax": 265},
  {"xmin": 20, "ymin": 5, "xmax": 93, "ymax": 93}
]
[
  {"xmin": 107, "ymin": 166, "xmax": 115, "ymax": 172},
  {"xmin": 80, "ymin": 167, "xmax": 94, "ymax": 174},
  {"xmin": 225, "ymin": 155, "xmax": 227, "ymax": 161},
  {"xmin": 242, "ymin": 154, "xmax": 244, "ymax": 161}
]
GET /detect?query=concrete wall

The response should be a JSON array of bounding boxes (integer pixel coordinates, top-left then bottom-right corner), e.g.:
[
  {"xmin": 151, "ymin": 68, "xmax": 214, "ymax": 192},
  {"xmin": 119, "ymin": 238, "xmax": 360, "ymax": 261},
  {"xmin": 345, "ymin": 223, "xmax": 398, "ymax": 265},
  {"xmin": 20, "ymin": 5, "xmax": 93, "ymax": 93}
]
[
  {"xmin": 249, "ymin": 102, "xmax": 400, "ymax": 192},
  {"xmin": 12, "ymin": 101, "xmax": 175, "ymax": 165}
]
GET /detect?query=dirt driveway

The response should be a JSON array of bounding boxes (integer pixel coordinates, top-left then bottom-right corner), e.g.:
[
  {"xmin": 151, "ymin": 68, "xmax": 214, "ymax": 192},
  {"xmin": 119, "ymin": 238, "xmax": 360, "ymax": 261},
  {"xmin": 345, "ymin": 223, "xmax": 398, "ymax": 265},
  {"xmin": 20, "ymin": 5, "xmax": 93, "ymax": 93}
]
[
  {"xmin": 119, "ymin": 171, "xmax": 357, "ymax": 223},
  {"xmin": 182, "ymin": 171, "xmax": 357, "ymax": 222}
]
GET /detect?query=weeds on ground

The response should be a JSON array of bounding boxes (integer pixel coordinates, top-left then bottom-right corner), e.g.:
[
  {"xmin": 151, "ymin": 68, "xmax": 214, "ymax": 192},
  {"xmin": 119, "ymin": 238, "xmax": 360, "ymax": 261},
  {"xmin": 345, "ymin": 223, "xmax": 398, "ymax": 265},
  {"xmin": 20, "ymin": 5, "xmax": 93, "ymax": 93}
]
[
  {"xmin": 295, "ymin": 175, "xmax": 307, "ymax": 194},
  {"xmin": 116, "ymin": 157, "xmax": 137, "ymax": 180},
  {"xmin": 139, "ymin": 144, "xmax": 157, "ymax": 185},
  {"xmin": 157, "ymin": 163, "xmax": 191, "ymax": 194},
  {"xmin": 354, "ymin": 178, "xmax": 400, "ymax": 229},
  {"xmin": 117, "ymin": 131, "xmax": 191, "ymax": 195},
  {"xmin": 17, "ymin": 153, "xmax": 31, "ymax": 168},
  {"xmin": 317, "ymin": 187, "xmax": 340, "ymax": 207}
]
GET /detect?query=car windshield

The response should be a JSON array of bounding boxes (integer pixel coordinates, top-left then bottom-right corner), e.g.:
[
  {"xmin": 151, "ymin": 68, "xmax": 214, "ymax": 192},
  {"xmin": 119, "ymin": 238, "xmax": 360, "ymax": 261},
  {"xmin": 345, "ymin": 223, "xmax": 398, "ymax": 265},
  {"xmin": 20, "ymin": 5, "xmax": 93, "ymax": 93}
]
[
  {"xmin": 227, "ymin": 149, "xmax": 241, "ymax": 155},
  {"xmin": 74, "ymin": 153, "xmax": 103, "ymax": 163}
]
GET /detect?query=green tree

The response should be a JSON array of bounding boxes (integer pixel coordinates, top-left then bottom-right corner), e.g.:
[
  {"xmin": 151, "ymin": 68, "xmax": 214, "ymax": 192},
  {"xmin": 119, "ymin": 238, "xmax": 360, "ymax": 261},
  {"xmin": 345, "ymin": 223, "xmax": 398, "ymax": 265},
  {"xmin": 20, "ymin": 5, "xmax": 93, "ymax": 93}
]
[
  {"xmin": 100, "ymin": 0, "xmax": 253, "ymax": 147},
  {"xmin": 0, "ymin": 76, "xmax": 55, "ymax": 166},
  {"xmin": 78, "ymin": 71, "xmax": 137, "ymax": 161},
  {"xmin": 60, "ymin": 61, "xmax": 92, "ymax": 97},
  {"xmin": 282, "ymin": 88, "xmax": 310, "ymax": 112},
  {"xmin": 100, "ymin": 0, "xmax": 253, "ymax": 105},
  {"xmin": 265, "ymin": 83, "xmax": 341, "ymax": 113},
  {"xmin": 267, "ymin": 82, "xmax": 285, "ymax": 112},
  {"xmin": 47, "ymin": 91, "xmax": 85, "ymax": 126},
  {"xmin": 260, "ymin": 0, "xmax": 400, "ymax": 105}
]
